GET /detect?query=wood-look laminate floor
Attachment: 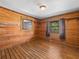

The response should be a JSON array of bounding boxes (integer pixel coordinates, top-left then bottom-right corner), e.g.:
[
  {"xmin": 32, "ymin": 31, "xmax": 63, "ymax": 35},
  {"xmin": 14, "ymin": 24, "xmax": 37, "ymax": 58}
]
[{"xmin": 0, "ymin": 39, "xmax": 79, "ymax": 59}]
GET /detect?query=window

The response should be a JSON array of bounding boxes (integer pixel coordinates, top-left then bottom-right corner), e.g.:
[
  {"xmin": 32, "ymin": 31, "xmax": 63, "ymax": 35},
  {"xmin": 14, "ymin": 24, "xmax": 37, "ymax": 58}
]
[
  {"xmin": 22, "ymin": 20, "xmax": 32, "ymax": 30},
  {"xmin": 50, "ymin": 21, "xmax": 59, "ymax": 33}
]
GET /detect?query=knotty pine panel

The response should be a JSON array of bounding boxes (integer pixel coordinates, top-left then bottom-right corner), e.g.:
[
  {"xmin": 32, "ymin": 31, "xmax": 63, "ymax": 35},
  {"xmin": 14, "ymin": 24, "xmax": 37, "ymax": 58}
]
[
  {"xmin": 0, "ymin": 7, "xmax": 37, "ymax": 48},
  {"xmin": 65, "ymin": 19, "xmax": 78, "ymax": 46},
  {"xmin": 40, "ymin": 11, "xmax": 79, "ymax": 47}
]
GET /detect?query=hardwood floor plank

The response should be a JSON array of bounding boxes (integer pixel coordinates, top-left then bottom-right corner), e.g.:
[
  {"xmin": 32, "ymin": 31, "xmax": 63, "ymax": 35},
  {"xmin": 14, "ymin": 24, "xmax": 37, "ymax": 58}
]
[
  {"xmin": 5, "ymin": 49, "xmax": 11, "ymax": 59},
  {"xmin": 0, "ymin": 49, "xmax": 2, "ymax": 59},
  {"xmin": 17, "ymin": 46, "xmax": 32, "ymax": 59},
  {"xmin": 10, "ymin": 48, "xmax": 21, "ymax": 59},
  {"xmin": 1, "ymin": 49, "xmax": 6, "ymax": 59},
  {"xmin": 8, "ymin": 48, "xmax": 17, "ymax": 59},
  {"xmin": 0, "ymin": 39, "xmax": 79, "ymax": 59},
  {"xmin": 22, "ymin": 44, "xmax": 48, "ymax": 59},
  {"xmin": 4, "ymin": 49, "xmax": 10, "ymax": 59},
  {"xmin": 14, "ymin": 47, "xmax": 26, "ymax": 59},
  {"xmin": 21, "ymin": 45, "xmax": 38, "ymax": 59}
]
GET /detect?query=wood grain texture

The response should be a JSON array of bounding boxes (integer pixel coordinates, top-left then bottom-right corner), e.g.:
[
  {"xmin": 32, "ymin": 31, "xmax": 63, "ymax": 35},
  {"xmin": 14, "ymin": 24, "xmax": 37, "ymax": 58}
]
[
  {"xmin": 40, "ymin": 11, "xmax": 79, "ymax": 47},
  {"xmin": 0, "ymin": 7, "xmax": 37, "ymax": 48},
  {"xmin": 0, "ymin": 39, "xmax": 79, "ymax": 59},
  {"xmin": 65, "ymin": 19, "xmax": 79, "ymax": 46}
]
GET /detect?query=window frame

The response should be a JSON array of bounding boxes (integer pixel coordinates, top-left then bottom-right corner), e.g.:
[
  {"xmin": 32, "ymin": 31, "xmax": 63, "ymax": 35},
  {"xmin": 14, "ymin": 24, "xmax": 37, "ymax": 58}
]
[
  {"xmin": 50, "ymin": 21, "xmax": 59, "ymax": 33},
  {"xmin": 22, "ymin": 19, "xmax": 33, "ymax": 31}
]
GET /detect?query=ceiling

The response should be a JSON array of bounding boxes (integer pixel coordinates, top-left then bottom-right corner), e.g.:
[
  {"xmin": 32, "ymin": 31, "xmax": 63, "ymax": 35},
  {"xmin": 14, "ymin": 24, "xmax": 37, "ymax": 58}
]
[{"xmin": 0, "ymin": 0, "xmax": 79, "ymax": 19}]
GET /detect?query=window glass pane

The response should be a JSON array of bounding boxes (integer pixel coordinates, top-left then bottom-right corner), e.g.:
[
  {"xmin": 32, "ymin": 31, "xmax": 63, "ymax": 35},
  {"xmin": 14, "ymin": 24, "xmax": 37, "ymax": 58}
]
[
  {"xmin": 22, "ymin": 20, "xmax": 32, "ymax": 30},
  {"xmin": 50, "ymin": 21, "xmax": 59, "ymax": 33}
]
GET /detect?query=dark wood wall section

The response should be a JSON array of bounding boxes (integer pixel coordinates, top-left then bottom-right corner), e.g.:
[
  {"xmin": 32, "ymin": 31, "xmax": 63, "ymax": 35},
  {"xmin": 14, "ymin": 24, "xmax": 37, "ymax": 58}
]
[
  {"xmin": 0, "ymin": 7, "xmax": 37, "ymax": 48},
  {"xmin": 40, "ymin": 11, "xmax": 79, "ymax": 47}
]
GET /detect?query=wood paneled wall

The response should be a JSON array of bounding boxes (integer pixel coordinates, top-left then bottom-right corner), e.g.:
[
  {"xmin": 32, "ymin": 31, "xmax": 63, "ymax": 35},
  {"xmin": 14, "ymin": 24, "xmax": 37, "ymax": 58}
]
[
  {"xmin": 65, "ymin": 18, "xmax": 79, "ymax": 47},
  {"xmin": 34, "ymin": 20, "xmax": 46, "ymax": 39},
  {"xmin": 0, "ymin": 7, "xmax": 37, "ymax": 48},
  {"xmin": 40, "ymin": 11, "xmax": 79, "ymax": 47},
  {"xmin": 0, "ymin": 7, "xmax": 79, "ymax": 48}
]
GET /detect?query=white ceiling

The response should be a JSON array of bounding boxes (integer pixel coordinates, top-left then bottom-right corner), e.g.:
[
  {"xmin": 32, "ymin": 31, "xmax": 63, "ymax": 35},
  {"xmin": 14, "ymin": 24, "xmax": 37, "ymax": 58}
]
[{"xmin": 0, "ymin": 0, "xmax": 79, "ymax": 19}]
